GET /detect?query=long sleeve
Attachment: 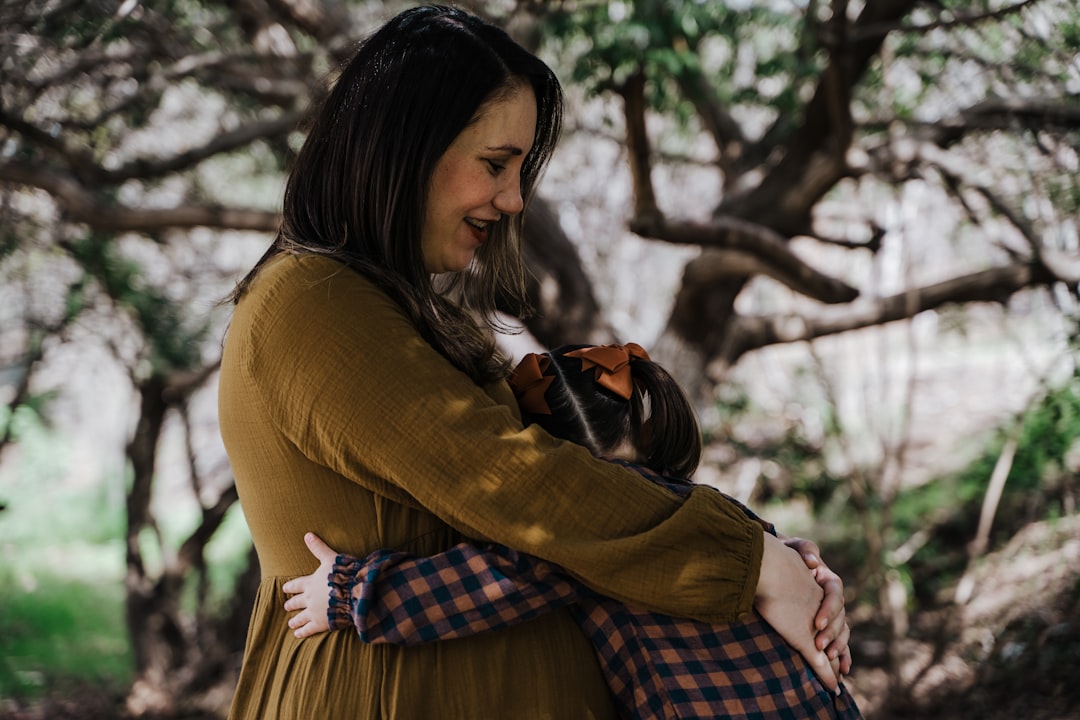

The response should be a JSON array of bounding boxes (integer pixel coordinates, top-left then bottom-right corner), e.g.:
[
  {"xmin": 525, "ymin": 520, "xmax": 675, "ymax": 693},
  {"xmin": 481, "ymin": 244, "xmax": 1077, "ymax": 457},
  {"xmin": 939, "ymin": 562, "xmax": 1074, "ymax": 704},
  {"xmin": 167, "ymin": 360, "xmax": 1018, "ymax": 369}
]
[
  {"xmin": 330, "ymin": 463, "xmax": 778, "ymax": 647},
  {"xmin": 234, "ymin": 255, "xmax": 763, "ymax": 623},
  {"xmin": 328, "ymin": 543, "xmax": 584, "ymax": 644}
]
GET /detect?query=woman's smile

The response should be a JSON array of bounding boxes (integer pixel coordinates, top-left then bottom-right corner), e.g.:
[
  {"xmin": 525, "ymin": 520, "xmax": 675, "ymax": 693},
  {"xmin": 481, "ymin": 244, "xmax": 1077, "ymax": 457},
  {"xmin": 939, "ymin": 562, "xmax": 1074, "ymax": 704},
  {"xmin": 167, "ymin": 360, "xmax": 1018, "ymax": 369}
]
[{"xmin": 464, "ymin": 216, "xmax": 495, "ymax": 242}]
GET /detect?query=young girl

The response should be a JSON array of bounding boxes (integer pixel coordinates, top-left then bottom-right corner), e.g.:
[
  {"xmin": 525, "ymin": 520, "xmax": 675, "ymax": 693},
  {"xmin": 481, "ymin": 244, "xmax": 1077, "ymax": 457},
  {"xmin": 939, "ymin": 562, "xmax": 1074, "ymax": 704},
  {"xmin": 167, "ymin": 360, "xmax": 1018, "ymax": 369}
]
[{"xmin": 284, "ymin": 344, "xmax": 862, "ymax": 719}]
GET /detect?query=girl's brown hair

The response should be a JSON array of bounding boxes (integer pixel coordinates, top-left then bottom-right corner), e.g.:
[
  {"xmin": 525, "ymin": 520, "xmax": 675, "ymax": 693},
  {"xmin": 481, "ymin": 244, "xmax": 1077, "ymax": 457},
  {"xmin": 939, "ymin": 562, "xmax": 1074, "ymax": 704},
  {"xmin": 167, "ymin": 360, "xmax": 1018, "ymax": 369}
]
[{"xmin": 510, "ymin": 344, "xmax": 703, "ymax": 478}]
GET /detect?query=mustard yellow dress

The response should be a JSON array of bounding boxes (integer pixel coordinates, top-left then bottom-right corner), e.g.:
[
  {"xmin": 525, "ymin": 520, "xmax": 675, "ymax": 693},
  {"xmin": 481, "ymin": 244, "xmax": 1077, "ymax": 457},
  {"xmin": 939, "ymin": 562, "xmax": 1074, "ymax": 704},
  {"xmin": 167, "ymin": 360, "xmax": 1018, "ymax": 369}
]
[{"xmin": 218, "ymin": 254, "xmax": 764, "ymax": 719}]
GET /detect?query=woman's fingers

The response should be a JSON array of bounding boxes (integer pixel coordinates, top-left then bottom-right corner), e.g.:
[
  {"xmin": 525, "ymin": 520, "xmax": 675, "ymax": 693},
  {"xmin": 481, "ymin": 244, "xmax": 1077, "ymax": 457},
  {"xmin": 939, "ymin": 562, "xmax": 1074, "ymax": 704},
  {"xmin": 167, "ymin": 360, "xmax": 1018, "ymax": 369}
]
[
  {"xmin": 825, "ymin": 620, "xmax": 851, "ymax": 662},
  {"xmin": 815, "ymin": 597, "xmax": 845, "ymax": 649},
  {"xmin": 813, "ymin": 566, "xmax": 845, "ymax": 632},
  {"xmin": 837, "ymin": 644, "xmax": 853, "ymax": 676},
  {"xmin": 755, "ymin": 534, "xmax": 840, "ymax": 692},
  {"xmin": 801, "ymin": 633, "xmax": 840, "ymax": 692},
  {"xmin": 778, "ymin": 537, "xmax": 855, "ymax": 681},
  {"xmin": 783, "ymin": 536, "xmax": 822, "ymax": 570}
]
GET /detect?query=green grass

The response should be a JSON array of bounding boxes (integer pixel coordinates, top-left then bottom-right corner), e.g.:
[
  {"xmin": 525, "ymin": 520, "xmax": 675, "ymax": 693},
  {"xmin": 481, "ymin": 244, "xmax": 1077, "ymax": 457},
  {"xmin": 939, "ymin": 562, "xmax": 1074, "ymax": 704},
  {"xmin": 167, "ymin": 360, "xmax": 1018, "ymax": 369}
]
[
  {"xmin": 0, "ymin": 410, "xmax": 133, "ymax": 701},
  {"xmin": 0, "ymin": 407, "xmax": 255, "ymax": 703},
  {"xmin": 0, "ymin": 561, "xmax": 132, "ymax": 700}
]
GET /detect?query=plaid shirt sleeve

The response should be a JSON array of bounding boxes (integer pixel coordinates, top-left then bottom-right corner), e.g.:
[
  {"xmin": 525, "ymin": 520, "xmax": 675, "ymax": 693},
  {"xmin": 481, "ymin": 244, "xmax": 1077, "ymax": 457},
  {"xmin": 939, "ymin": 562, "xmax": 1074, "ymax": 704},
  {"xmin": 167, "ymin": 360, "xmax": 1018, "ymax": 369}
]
[{"xmin": 327, "ymin": 542, "xmax": 586, "ymax": 645}]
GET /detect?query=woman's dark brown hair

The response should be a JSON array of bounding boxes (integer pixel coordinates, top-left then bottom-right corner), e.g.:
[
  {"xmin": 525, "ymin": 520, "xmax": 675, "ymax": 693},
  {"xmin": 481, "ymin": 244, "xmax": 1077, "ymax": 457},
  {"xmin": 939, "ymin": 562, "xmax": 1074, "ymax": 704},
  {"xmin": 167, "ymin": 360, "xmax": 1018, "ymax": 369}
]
[{"xmin": 230, "ymin": 5, "xmax": 563, "ymax": 384}]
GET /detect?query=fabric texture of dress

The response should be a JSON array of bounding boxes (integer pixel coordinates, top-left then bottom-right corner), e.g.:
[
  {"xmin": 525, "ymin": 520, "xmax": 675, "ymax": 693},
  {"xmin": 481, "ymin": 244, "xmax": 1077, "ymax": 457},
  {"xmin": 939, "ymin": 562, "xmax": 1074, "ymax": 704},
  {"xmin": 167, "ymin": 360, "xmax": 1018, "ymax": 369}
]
[
  {"xmin": 328, "ymin": 462, "xmax": 863, "ymax": 720},
  {"xmin": 218, "ymin": 255, "xmax": 767, "ymax": 719}
]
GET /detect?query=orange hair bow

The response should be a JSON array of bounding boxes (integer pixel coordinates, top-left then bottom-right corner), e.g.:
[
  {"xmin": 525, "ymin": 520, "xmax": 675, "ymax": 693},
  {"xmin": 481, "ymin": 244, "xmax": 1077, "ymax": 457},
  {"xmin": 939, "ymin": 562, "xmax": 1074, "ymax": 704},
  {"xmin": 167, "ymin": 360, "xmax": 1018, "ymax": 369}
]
[
  {"xmin": 564, "ymin": 343, "xmax": 650, "ymax": 400},
  {"xmin": 508, "ymin": 352, "xmax": 555, "ymax": 415}
]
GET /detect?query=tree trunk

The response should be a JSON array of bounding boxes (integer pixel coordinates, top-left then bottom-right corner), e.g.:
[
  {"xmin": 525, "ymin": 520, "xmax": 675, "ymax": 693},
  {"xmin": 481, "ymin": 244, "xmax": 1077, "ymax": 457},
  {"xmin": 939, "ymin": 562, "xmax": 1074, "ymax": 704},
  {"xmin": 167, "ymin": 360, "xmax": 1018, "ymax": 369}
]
[
  {"xmin": 121, "ymin": 374, "xmax": 255, "ymax": 717},
  {"xmin": 124, "ymin": 375, "xmax": 187, "ymax": 716},
  {"xmin": 514, "ymin": 197, "xmax": 615, "ymax": 348},
  {"xmin": 654, "ymin": 251, "xmax": 749, "ymax": 401}
]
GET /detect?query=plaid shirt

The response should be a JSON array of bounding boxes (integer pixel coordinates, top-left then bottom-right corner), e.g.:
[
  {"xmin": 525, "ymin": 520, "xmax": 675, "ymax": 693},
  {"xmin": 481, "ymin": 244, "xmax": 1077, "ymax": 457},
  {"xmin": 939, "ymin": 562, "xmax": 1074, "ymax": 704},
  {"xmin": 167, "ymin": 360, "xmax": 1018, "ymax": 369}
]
[{"xmin": 328, "ymin": 463, "xmax": 862, "ymax": 720}]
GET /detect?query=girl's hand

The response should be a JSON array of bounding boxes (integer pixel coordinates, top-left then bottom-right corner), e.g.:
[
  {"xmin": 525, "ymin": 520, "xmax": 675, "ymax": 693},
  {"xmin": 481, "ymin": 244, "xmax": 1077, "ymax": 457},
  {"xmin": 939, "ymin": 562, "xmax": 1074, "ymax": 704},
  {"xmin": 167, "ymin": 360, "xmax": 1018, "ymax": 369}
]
[
  {"xmin": 282, "ymin": 532, "xmax": 339, "ymax": 639},
  {"xmin": 783, "ymin": 536, "xmax": 852, "ymax": 676}
]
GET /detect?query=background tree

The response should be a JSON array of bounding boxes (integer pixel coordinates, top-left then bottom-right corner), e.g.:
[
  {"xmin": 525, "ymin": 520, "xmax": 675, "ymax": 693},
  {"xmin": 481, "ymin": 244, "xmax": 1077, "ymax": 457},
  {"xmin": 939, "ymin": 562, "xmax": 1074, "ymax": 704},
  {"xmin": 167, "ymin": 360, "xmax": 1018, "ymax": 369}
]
[
  {"xmin": 530, "ymin": 0, "xmax": 1080, "ymax": 695},
  {"xmin": 1, "ymin": 0, "xmax": 1077, "ymax": 717},
  {"xmin": 538, "ymin": 0, "xmax": 1079, "ymax": 374}
]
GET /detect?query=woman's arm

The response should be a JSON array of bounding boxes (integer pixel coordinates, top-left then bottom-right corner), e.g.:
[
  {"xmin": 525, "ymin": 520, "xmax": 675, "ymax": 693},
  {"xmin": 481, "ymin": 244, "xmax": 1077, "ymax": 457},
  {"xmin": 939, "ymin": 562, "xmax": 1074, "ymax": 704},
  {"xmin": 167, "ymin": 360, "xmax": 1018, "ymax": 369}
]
[
  {"xmin": 244, "ymin": 256, "xmax": 762, "ymax": 624},
  {"xmin": 283, "ymin": 533, "xmax": 583, "ymax": 643},
  {"xmin": 620, "ymin": 459, "xmax": 851, "ymax": 680},
  {"xmin": 283, "ymin": 532, "xmax": 848, "ymax": 690}
]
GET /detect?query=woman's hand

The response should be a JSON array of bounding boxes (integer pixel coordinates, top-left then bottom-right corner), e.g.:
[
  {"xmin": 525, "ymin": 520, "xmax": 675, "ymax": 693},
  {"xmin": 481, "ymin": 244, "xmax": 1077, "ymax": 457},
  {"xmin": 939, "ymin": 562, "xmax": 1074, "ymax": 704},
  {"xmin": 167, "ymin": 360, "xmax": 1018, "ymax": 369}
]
[
  {"xmin": 782, "ymin": 536, "xmax": 852, "ymax": 676},
  {"xmin": 282, "ymin": 532, "xmax": 339, "ymax": 639},
  {"xmin": 753, "ymin": 533, "xmax": 841, "ymax": 692}
]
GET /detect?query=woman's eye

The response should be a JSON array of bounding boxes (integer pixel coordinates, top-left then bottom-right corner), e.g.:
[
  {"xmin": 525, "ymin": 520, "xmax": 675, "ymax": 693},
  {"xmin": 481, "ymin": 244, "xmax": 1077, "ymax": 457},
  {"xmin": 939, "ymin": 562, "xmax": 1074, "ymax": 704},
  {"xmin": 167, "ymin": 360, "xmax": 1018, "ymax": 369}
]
[{"xmin": 486, "ymin": 160, "xmax": 506, "ymax": 174}]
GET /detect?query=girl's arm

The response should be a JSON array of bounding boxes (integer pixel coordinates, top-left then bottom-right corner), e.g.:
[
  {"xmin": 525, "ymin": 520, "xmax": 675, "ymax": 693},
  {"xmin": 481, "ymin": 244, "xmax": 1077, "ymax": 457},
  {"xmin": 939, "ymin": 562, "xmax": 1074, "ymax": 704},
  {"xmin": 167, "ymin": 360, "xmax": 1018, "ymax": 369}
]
[{"xmin": 284, "ymin": 533, "xmax": 584, "ymax": 643}]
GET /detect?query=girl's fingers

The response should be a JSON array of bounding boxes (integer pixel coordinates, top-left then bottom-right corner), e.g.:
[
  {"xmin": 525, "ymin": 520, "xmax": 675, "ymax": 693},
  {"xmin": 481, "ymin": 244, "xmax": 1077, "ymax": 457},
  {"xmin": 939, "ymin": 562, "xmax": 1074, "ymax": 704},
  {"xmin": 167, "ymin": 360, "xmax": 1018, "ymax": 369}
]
[{"xmin": 303, "ymin": 532, "xmax": 338, "ymax": 562}]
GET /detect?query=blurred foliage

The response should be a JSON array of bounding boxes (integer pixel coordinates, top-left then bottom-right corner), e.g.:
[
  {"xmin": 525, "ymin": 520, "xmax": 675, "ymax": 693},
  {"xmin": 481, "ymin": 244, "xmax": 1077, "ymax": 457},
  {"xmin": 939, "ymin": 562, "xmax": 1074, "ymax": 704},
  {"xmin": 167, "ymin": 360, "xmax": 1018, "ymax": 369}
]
[
  {"xmin": 542, "ymin": 0, "xmax": 817, "ymax": 132},
  {"xmin": 709, "ymin": 336, "xmax": 1080, "ymax": 608},
  {"xmin": 890, "ymin": 366, "xmax": 1080, "ymax": 602},
  {"xmin": 68, "ymin": 233, "xmax": 207, "ymax": 374},
  {"xmin": 0, "ymin": 394, "xmax": 58, "ymax": 437}
]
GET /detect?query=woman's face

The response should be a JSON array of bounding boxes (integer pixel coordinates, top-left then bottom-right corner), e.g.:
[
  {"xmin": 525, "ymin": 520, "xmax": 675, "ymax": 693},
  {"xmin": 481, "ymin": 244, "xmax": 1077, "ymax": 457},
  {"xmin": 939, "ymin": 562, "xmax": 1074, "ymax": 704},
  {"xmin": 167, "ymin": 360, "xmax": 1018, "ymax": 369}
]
[{"xmin": 421, "ymin": 82, "xmax": 538, "ymax": 274}]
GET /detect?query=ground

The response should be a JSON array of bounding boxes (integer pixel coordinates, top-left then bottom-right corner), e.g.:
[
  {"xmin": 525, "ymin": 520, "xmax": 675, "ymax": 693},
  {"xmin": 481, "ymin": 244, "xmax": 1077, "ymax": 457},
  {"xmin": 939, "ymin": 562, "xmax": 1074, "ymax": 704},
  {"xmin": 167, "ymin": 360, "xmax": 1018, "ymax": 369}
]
[{"xmin": 847, "ymin": 513, "xmax": 1080, "ymax": 719}]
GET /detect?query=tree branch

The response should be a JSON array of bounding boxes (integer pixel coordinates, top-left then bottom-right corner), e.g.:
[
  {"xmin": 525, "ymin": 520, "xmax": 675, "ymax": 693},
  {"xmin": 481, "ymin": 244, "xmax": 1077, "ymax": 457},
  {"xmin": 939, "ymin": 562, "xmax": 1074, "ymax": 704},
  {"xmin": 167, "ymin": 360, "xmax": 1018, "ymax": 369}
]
[
  {"xmin": 928, "ymin": 153, "xmax": 1039, "ymax": 248},
  {"xmin": 723, "ymin": 0, "xmax": 919, "ymax": 233},
  {"xmin": 728, "ymin": 257, "xmax": 1070, "ymax": 361},
  {"xmin": 101, "ymin": 110, "xmax": 304, "ymax": 183},
  {"xmin": 0, "ymin": 159, "xmax": 280, "ymax": 233},
  {"xmin": 263, "ymin": 0, "xmax": 351, "ymax": 44},
  {"xmin": 851, "ymin": 0, "xmax": 1042, "ymax": 43},
  {"xmin": 1, "ymin": 105, "xmax": 302, "ymax": 185},
  {"xmin": 631, "ymin": 215, "xmax": 859, "ymax": 304},
  {"xmin": 618, "ymin": 70, "xmax": 661, "ymax": 227},
  {"xmin": 673, "ymin": 65, "xmax": 747, "ymax": 180},
  {"xmin": 928, "ymin": 98, "xmax": 1080, "ymax": 147}
]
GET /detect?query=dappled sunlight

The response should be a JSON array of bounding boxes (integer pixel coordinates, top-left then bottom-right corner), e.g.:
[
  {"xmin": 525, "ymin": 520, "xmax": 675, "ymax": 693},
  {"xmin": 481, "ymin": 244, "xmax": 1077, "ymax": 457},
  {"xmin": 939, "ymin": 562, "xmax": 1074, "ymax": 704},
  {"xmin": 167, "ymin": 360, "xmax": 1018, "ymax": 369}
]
[{"xmin": 518, "ymin": 522, "xmax": 556, "ymax": 548}]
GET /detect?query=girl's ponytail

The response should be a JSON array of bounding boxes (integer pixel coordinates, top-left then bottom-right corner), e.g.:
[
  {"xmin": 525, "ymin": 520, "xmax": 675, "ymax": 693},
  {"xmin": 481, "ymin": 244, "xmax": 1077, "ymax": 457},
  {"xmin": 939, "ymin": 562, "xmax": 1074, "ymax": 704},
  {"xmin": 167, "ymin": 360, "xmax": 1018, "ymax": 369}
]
[{"xmin": 509, "ymin": 343, "xmax": 702, "ymax": 478}]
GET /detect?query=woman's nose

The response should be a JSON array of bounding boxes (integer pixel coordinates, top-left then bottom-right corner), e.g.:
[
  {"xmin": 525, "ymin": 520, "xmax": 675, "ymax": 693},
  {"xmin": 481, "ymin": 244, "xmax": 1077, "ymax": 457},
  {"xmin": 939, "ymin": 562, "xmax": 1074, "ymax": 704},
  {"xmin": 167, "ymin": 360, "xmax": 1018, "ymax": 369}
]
[{"xmin": 494, "ymin": 181, "xmax": 524, "ymax": 216}]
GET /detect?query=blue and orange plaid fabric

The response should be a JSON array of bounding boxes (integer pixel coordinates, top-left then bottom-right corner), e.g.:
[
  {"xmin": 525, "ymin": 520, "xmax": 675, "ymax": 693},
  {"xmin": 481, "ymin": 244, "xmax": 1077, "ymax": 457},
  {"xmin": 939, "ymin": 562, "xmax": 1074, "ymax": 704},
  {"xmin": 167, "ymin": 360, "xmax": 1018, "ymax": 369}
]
[{"xmin": 327, "ymin": 464, "xmax": 863, "ymax": 720}]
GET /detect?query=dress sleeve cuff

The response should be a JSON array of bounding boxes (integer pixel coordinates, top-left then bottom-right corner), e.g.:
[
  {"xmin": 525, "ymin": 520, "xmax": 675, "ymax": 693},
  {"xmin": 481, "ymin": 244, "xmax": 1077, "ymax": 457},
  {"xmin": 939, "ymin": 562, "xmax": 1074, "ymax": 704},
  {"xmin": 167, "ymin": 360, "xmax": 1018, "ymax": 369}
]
[
  {"xmin": 735, "ymin": 521, "xmax": 765, "ymax": 620},
  {"xmin": 328, "ymin": 554, "xmax": 364, "ymax": 632}
]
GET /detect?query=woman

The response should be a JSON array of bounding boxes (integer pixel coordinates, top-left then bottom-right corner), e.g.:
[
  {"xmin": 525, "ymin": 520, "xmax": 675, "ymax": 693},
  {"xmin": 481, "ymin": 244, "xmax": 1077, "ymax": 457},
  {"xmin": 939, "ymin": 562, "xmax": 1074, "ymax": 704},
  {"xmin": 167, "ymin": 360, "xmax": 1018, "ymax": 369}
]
[{"xmin": 219, "ymin": 6, "xmax": 848, "ymax": 719}]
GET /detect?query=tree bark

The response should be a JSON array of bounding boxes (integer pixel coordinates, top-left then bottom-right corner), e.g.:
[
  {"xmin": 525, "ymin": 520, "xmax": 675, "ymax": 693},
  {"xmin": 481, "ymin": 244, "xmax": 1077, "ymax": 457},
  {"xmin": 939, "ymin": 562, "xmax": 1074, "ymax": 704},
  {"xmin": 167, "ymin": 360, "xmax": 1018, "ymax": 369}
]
[
  {"xmin": 510, "ymin": 197, "xmax": 615, "ymax": 348},
  {"xmin": 124, "ymin": 375, "xmax": 186, "ymax": 716}
]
